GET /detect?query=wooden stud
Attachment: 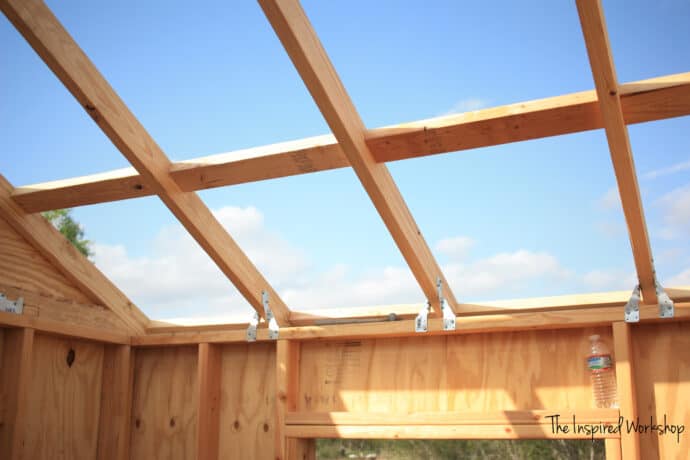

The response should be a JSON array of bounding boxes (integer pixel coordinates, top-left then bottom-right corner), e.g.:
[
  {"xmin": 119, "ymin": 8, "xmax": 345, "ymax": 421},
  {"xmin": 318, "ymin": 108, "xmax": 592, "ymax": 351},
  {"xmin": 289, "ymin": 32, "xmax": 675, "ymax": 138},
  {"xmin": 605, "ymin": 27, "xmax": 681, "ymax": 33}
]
[
  {"xmin": 0, "ymin": 0, "xmax": 291, "ymax": 325},
  {"xmin": 276, "ymin": 340, "xmax": 314, "ymax": 460},
  {"xmin": 0, "ymin": 175, "xmax": 148, "ymax": 334},
  {"xmin": 259, "ymin": 0, "xmax": 457, "ymax": 314},
  {"xmin": 12, "ymin": 72, "xmax": 690, "ymax": 213},
  {"xmin": 0, "ymin": 327, "xmax": 34, "ymax": 460},
  {"xmin": 97, "ymin": 345, "xmax": 134, "ymax": 460},
  {"xmin": 605, "ymin": 439, "xmax": 622, "ymax": 460},
  {"xmin": 576, "ymin": 0, "xmax": 657, "ymax": 303},
  {"xmin": 612, "ymin": 322, "xmax": 641, "ymax": 459},
  {"xmin": 197, "ymin": 343, "xmax": 222, "ymax": 460}
]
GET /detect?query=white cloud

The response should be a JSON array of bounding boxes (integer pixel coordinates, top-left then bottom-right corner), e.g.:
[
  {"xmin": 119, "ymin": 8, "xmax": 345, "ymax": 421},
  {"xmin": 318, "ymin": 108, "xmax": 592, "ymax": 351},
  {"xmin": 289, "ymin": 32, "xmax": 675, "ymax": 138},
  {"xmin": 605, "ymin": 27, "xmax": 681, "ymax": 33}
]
[
  {"xmin": 443, "ymin": 250, "xmax": 573, "ymax": 297},
  {"xmin": 435, "ymin": 236, "xmax": 475, "ymax": 260},
  {"xmin": 643, "ymin": 159, "xmax": 690, "ymax": 180},
  {"xmin": 668, "ymin": 267, "xmax": 690, "ymax": 286},
  {"xmin": 93, "ymin": 206, "xmax": 308, "ymax": 318},
  {"xmin": 93, "ymin": 207, "xmax": 641, "ymax": 321},
  {"xmin": 582, "ymin": 269, "xmax": 636, "ymax": 291},
  {"xmin": 657, "ymin": 183, "xmax": 690, "ymax": 238},
  {"xmin": 440, "ymin": 98, "xmax": 488, "ymax": 116},
  {"xmin": 597, "ymin": 186, "xmax": 621, "ymax": 211}
]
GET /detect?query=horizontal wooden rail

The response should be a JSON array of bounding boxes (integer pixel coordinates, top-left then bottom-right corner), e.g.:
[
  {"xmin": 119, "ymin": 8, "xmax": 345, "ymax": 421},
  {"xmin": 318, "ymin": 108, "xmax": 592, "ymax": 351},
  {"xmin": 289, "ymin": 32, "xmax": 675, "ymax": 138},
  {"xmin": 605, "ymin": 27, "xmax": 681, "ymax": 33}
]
[
  {"xmin": 131, "ymin": 301, "xmax": 690, "ymax": 346},
  {"xmin": 285, "ymin": 424, "xmax": 621, "ymax": 440},
  {"xmin": 0, "ymin": 310, "xmax": 130, "ymax": 344},
  {"xmin": 12, "ymin": 72, "xmax": 690, "ymax": 213},
  {"xmin": 286, "ymin": 410, "xmax": 620, "ymax": 426}
]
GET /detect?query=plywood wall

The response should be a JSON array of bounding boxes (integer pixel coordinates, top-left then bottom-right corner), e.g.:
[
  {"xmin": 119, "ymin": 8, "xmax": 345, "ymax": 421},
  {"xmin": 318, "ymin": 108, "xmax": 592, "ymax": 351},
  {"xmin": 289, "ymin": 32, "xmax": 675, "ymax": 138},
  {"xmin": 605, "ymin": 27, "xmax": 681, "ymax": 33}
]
[
  {"xmin": 299, "ymin": 327, "xmax": 612, "ymax": 413},
  {"xmin": 218, "ymin": 343, "xmax": 276, "ymax": 459},
  {"xmin": 22, "ymin": 334, "xmax": 105, "ymax": 460},
  {"xmin": 130, "ymin": 346, "xmax": 198, "ymax": 460},
  {"xmin": 633, "ymin": 321, "xmax": 690, "ymax": 460},
  {"xmin": 0, "ymin": 216, "xmax": 129, "ymax": 332}
]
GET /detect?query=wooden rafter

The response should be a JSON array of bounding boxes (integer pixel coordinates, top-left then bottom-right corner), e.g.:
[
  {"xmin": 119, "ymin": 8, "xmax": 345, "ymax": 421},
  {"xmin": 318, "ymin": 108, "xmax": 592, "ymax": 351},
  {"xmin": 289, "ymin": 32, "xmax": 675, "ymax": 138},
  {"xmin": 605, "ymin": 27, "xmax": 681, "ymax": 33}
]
[
  {"xmin": 12, "ymin": 72, "xmax": 690, "ymax": 213},
  {"xmin": 576, "ymin": 0, "xmax": 658, "ymax": 303},
  {"xmin": 0, "ymin": 175, "xmax": 148, "ymax": 334},
  {"xmin": 258, "ymin": 0, "xmax": 457, "ymax": 314},
  {"xmin": 0, "ymin": 0, "xmax": 291, "ymax": 324}
]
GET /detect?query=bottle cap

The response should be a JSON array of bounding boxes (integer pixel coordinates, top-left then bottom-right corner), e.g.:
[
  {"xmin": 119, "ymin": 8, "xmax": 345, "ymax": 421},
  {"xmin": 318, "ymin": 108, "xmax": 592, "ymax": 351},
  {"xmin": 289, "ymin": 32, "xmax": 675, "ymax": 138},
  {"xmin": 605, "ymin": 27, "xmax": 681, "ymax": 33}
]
[{"xmin": 589, "ymin": 334, "xmax": 600, "ymax": 341}]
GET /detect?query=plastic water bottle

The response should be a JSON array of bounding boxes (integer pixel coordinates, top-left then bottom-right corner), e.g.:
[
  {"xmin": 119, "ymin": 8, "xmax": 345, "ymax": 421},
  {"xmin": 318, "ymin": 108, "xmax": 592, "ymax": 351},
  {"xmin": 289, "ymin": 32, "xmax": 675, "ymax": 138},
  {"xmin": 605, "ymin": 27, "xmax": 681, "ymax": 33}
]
[{"xmin": 587, "ymin": 335, "xmax": 618, "ymax": 408}]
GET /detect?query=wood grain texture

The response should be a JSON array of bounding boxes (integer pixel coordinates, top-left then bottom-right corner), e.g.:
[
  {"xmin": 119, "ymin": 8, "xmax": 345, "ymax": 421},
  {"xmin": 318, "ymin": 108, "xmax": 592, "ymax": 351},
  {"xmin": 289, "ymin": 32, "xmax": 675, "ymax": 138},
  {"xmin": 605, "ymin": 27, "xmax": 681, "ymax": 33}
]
[
  {"xmin": 259, "ymin": 0, "xmax": 457, "ymax": 314},
  {"xmin": 276, "ymin": 341, "xmax": 314, "ymax": 460},
  {"xmin": 285, "ymin": 424, "xmax": 620, "ymax": 440},
  {"xmin": 131, "ymin": 302, "xmax": 690, "ymax": 346},
  {"xmin": 217, "ymin": 343, "xmax": 276, "ymax": 460},
  {"xmin": 0, "ymin": 178, "xmax": 148, "ymax": 334},
  {"xmin": 97, "ymin": 345, "xmax": 133, "ymax": 460},
  {"xmin": 286, "ymin": 409, "xmax": 620, "ymax": 426},
  {"xmin": 605, "ymin": 438, "xmax": 622, "ymax": 460},
  {"xmin": 196, "ymin": 343, "xmax": 221, "ymax": 460},
  {"xmin": 0, "ymin": 217, "xmax": 91, "ymax": 304},
  {"xmin": 0, "ymin": 311, "xmax": 130, "ymax": 345},
  {"xmin": 12, "ymin": 72, "xmax": 690, "ymax": 212},
  {"xmin": 0, "ymin": 284, "xmax": 131, "ymax": 335},
  {"xmin": 576, "ymin": 0, "xmax": 656, "ymax": 303},
  {"xmin": 0, "ymin": 0, "xmax": 291, "ymax": 325},
  {"xmin": 298, "ymin": 328, "xmax": 611, "ymax": 413},
  {"xmin": 612, "ymin": 322, "xmax": 640, "ymax": 459},
  {"xmin": 0, "ymin": 327, "xmax": 34, "ymax": 460},
  {"xmin": 130, "ymin": 347, "xmax": 198, "ymax": 460},
  {"xmin": 632, "ymin": 322, "xmax": 690, "ymax": 460},
  {"xmin": 23, "ymin": 333, "xmax": 104, "ymax": 460}
]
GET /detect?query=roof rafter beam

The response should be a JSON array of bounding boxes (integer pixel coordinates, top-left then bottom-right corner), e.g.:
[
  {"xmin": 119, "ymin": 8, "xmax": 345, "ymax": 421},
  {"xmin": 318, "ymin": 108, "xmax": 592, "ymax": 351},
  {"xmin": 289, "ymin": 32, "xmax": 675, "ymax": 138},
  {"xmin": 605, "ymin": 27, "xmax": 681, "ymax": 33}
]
[
  {"xmin": 0, "ymin": 175, "xmax": 149, "ymax": 334},
  {"xmin": 258, "ymin": 0, "xmax": 457, "ymax": 314},
  {"xmin": 12, "ymin": 72, "xmax": 690, "ymax": 213},
  {"xmin": 576, "ymin": 0, "xmax": 658, "ymax": 304},
  {"xmin": 0, "ymin": 0, "xmax": 292, "ymax": 324}
]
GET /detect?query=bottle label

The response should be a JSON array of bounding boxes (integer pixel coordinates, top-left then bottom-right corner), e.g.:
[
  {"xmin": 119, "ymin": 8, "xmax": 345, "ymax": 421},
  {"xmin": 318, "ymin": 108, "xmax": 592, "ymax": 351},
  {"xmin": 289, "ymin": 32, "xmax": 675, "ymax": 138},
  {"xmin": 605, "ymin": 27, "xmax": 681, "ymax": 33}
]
[{"xmin": 588, "ymin": 354, "xmax": 612, "ymax": 373}]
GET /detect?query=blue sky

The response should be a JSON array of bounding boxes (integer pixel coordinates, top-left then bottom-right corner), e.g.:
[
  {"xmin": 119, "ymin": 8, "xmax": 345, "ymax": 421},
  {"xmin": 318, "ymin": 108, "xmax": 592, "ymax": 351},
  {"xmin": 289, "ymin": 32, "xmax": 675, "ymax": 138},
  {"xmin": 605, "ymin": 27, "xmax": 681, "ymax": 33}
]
[{"xmin": 1, "ymin": 1, "xmax": 689, "ymax": 321}]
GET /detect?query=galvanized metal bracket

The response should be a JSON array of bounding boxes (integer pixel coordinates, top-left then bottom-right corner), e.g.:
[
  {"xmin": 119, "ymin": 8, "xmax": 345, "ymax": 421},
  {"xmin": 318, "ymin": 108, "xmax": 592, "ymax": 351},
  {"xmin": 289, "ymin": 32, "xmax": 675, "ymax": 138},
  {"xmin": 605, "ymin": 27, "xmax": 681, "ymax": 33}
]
[
  {"xmin": 415, "ymin": 304, "xmax": 429, "ymax": 333},
  {"xmin": 263, "ymin": 290, "xmax": 279, "ymax": 340},
  {"xmin": 0, "ymin": 293, "xmax": 23, "ymax": 314},
  {"xmin": 246, "ymin": 290, "xmax": 280, "ymax": 341},
  {"xmin": 438, "ymin": 278, "xmax": 456, "ymax": 331},
  {"xmin": 246, "ymin": 310, "xmax": 260, "ymax": 342},
  {"xmin": 624, "ymin": 285, "xmax": 640, "ymax": 323},
  {"xmin": 415, "ymin": 278, "xmax": 456, "ymax": 332},
  {"xmin": 656, "ymin": 281, "xmax": 674, "ymax": 319}
]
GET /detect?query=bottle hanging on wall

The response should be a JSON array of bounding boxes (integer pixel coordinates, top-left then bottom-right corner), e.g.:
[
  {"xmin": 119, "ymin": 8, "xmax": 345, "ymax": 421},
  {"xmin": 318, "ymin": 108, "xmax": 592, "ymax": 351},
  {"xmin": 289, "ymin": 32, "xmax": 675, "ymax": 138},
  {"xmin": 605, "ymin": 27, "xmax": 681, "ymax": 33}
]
[{"xmin": 587, "ymin": 334, "xmax": 618, "ymax": 408}]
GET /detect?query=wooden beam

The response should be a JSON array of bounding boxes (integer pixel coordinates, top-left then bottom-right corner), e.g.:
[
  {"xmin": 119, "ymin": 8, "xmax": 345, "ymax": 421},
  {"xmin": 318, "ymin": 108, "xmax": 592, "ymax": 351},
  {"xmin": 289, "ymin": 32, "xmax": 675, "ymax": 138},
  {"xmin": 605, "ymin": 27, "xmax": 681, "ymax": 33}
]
[
  {"xmin": 0, "ymin": 310, "xmax": 130, "ymax": 345},
  {"xmin": 285, "ymin": 409, "xmax": 620, "ymax": 426},
  {"xmin": 12, "ymin": 72, "xmax": 690, "ymax": 213},
  {"xmin": 0, "ymin": 175, "xmax": 148, "ymax": 334},
  {"xmin": 197, "ymin": 343, "xmax": 222, "ymax": 460},
  {"xmin": 97, "ymin": 345, "xmax": 134, "ymax": 460},
  {"xmin": 142, "ymin": 287, "xmax": 690, "ymax": 335},
  {"xmin": 258, "ymin": 0, "xmax": 457, "ymax": 313},
  {"xmin": 0, "ymin": 327, "xmax": 34, "ymax": 460},
  {"xmin": 130, "ymin": 301, "xmax": 690, "ymax": 347},
  {"xmin": 284, "ymin": 424, "xmax": 620, "ymax": 440},
  {"xmin": 576, "ymin": 0, "xmax": 657, "ymax": 303},
  {"xmin": 0, "ymin": 0, "xmax": 291, "ymax": 324},
  {"xmin": 612, "ymin": 322, "xmax": 641, "ymax": 459}
]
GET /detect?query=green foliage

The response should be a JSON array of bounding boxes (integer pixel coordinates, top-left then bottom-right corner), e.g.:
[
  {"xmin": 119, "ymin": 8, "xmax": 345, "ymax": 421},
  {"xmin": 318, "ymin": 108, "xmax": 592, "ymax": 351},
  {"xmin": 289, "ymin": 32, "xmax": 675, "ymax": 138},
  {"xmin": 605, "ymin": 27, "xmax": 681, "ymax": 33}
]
[
  {"xmin": 41, "ymin": 209, "xmax": 92, "ymax": 258},
  {"xmin": 316, "ymin": 439, "xmax": 605, "ymax": 460}
]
